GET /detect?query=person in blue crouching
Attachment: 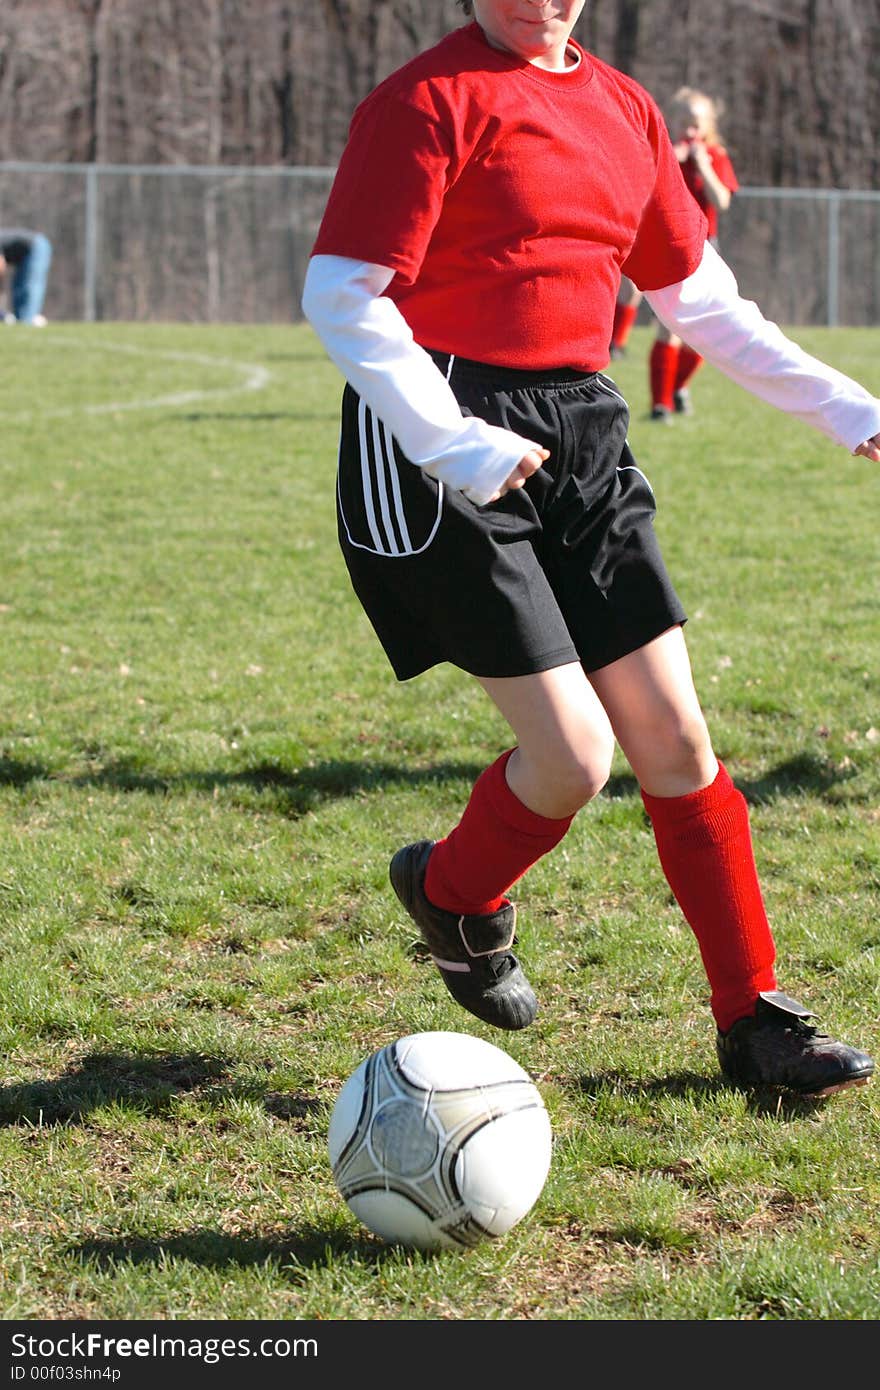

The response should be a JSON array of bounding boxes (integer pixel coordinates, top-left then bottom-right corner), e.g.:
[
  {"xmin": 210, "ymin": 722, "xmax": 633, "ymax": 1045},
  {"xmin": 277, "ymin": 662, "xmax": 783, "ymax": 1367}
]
[{"xmin": 0, "ymin": 228, "xmax": 53, "ymax": 325}]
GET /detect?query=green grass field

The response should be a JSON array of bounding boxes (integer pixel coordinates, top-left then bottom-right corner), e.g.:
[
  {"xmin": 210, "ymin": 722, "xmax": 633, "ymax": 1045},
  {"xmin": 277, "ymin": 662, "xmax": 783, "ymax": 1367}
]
[{"xmin": 0, "ymin": 320, "xmax": 878, "ymax": 1323}]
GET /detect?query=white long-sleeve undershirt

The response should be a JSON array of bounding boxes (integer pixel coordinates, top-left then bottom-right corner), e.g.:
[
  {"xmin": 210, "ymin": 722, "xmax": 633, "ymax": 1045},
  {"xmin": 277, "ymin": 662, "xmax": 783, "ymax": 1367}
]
[
  {"xmin": 301, "ymin": 256, "xmax": 538, "ymax": 506},
  {"xmin": 302, "ymin": 246, "xmax": 880, "ymax": 508},
  {"xmin": 645, "ymin": 240, "xmax": 880, "ymax": 451}
]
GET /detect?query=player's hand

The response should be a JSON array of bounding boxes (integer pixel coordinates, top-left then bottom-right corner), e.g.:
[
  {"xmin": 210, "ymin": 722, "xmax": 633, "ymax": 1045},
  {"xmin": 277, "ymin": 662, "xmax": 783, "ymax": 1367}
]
[
  {"xmin": 689, "ymin": 140, "xmax": 712, "ymax": 171},
  {"xmin": 487, "ymin": 447, "xmax": 550, "ymax": 503},
  {"xmin": 853, "ymin": 434, "xmax": 880, "ymax": 463}
]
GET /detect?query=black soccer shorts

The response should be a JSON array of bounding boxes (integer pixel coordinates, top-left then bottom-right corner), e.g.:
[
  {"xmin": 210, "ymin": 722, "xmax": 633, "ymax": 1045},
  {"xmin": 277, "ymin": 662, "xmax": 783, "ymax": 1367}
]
[{"xmin": 335, "ymin": 351, "xmax": 686, "ymax": 681}]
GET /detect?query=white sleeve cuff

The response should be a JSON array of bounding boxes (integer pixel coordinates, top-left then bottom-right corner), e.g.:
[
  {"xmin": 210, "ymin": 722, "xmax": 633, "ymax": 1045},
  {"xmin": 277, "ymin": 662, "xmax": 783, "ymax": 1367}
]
[
  {"xmin": 301, "ymin": 255, "xmax": 543, "ymax": 506},
  {"xmin": 645, "ymin": 241, "xmax": 880, "ymax": 451}
]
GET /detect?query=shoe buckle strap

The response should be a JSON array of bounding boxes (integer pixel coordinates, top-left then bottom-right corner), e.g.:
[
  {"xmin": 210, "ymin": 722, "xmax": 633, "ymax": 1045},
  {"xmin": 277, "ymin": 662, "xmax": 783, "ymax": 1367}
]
[
  {"xmin": 457, "ymin": 907, "xmax": 516, "ymax": 959},
  {"xmin": 758, "ymin": 989, "xmax": 815, "ymax": 1022}
]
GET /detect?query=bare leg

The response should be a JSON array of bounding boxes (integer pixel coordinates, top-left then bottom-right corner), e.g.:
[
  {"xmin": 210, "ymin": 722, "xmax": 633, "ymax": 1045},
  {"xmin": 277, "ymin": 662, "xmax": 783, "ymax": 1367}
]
[
  {"xmin": 391, "ymin": 662, "xmax": 616, "ymax": 1030},
  {"xmin": 616, "ymin": 276, "xmax": 643, "ymax": 310},
  {"xmin": 654, "ymin": 321, "xmax": 682, "ymax": 349},
  {"xmin": 587, "ymin": 626, "xmax": 716, "ymax": 795},
  {"xmin": 477, "ymin": 661, "xmax": 617, "ymax": 818},
  {"xmin": 588, "ymin": 625, "xmax": 780, "ymax": 1030}
]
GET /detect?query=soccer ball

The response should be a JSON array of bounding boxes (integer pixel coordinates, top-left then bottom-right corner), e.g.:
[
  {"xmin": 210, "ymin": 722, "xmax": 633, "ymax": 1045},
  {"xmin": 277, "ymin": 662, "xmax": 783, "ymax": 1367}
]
[{"xmin": 327, "ymin": 1030, "xmax": 552, "ymax": 1251}]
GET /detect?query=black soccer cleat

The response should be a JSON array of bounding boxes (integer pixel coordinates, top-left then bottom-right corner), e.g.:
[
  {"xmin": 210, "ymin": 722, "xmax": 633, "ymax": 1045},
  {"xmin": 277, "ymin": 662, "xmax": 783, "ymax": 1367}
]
[
  {"xmin": 389, "ymin": 840, "xmax": 538, "ymax": 1031},
  {"xmin": 650, "ymin": 404, "xmax": 673, "ymax": 423},
  {"xmin": 673, "ymin": 387, "xmax": 694, "ymax": 415},
  {"xmin": 716, "ymin": 990, "xmax": 875, "ymax": 1098}
]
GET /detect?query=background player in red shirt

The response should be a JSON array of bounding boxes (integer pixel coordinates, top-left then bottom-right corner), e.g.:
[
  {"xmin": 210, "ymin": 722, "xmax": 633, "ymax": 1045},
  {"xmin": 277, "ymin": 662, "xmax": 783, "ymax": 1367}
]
[
  {"xmin": 650, "ymin": 88, "xmax": 739, "ymax": 418},
  {"xmin": 610, "ymin": 88, "xmax": 739, "ymax": 419},
  {"xmin": 302, "ymin": 0, "xmax": 879, "ymax": 1098}
]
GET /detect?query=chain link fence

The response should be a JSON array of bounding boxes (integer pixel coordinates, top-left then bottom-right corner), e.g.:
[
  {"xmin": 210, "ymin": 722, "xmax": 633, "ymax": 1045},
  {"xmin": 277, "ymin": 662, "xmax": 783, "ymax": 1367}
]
[{"xmin": 2, "ymin": 162, "xmax": 878, "ymax": 328}]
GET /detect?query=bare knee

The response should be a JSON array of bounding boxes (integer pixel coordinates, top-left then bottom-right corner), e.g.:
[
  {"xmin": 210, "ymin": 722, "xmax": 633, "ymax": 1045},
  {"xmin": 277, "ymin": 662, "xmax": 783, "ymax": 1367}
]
[
  {"xmin": 548, "ymin": 754, "xmax": 612, "ymax": 814},
  {"xmin": 669, "ymin": 707, "xmax": 713, "ymax": 765},
  {"xmin": 478, "ymin": 664, "xmax": 617, "ymax": 819},
  {"xmin": 629, "ymin": 707, "xmax": 716, "ymax": 796},
  {"xmin": 509, "ymin": 734, "xmax": 614, "ymax": 819}
]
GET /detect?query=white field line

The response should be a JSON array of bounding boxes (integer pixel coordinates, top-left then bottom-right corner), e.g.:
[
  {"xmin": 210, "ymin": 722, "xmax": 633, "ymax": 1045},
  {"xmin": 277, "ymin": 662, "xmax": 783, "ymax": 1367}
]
[{"xmin": 6, "ymin": 333, "xmax": 272, "ymax": 418}]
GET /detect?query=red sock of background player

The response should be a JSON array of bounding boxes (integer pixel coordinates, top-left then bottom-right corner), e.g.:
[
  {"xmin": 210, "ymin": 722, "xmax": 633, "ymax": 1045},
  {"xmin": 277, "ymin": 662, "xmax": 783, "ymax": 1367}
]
[
  {"xmin": 425, "ymin": 750, "xmax": 574, "ymax": 915},
  {"xmin": 649, "ymin": 341, "xmax": 678, "ymax": 410},
  {"xmin": 640, "ymin": 763, "xmax": 778, "ymax": 1032},
  {"xmin": 674, "ymin": 344, "xmax": 704, "ymax": 391},
  {"xmin": 611, "ymin": 301, "xmax": 638, "ymax": 350}
]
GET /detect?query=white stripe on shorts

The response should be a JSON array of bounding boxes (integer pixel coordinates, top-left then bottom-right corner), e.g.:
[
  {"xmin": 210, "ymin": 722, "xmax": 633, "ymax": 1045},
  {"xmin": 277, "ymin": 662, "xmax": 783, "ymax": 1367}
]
[{"xmin": 339, "ymin": 399, "xmax": 444, "ymax": 557}]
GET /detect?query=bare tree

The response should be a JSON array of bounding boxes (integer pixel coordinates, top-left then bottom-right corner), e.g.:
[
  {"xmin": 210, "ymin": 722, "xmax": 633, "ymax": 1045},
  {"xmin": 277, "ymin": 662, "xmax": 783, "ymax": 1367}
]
[
  {"xmin": 1, "ymin": 0, "xmax": 878, "ymax": 323},
  {"xmin": 2, "ymin": 0, "xmax": 878, "ymax": 185}
]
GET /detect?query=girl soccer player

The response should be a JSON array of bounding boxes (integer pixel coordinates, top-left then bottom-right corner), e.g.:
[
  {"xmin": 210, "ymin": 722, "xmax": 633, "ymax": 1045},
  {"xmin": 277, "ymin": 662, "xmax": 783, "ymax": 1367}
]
[
  {"xmin": 610, "ymin": 87, "xmax": 739, "ymax": 421},
  {"xmin": 302, "ymin": 0, "xmax": 878, "ymax": 1097}
]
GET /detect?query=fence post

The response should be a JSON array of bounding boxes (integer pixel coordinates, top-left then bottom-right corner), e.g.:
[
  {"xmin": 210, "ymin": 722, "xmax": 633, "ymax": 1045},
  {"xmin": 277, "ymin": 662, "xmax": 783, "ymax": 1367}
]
[
  {"xmin": 827, "ymin": 193, "xmax": 840, "ymax": 328},
  {"xmin": 84, "ymin": 165, "xmax": 98, "ymax": 322},
  {"xmin": 1, "ymin": 164, "xmax": 876, "ymax": 326}
]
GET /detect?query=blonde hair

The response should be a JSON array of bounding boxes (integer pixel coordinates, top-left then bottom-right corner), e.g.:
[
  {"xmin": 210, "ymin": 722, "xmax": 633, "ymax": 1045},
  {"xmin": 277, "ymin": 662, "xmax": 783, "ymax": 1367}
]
[{"xmin": 669, "ymin": 87, "xmax": 726, "ymax": 147}]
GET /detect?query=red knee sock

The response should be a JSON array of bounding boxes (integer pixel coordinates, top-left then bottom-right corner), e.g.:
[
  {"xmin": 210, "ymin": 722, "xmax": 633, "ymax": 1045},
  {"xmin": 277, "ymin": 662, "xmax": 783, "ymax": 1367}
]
[
  {"xmin": 611, "ymin": 301, "xmax": 638, "ymax": 349},
  {"xmin": 640, "ymin": 763, "xmax": 778, "ymax": 1031},
  {"xmin": 674, "ymin": 344, "xmax": 704, "ymax": 392},
  {"xmin": 424, "ymin": 750, "xmax": 574, "ymax": 916},
  {"xmin": 649, "ymin": 341, "xmax": 678, "ymax": 410}
]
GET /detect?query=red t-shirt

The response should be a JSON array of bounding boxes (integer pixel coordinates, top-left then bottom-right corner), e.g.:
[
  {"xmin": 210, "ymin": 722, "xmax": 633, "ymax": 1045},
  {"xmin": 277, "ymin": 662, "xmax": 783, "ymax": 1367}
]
[
  {"xmin": 680, "ymin": 144, "xmax": 739, "ymax": 238},
  {"xmin": 312, "ymin": 22, "xmax": 707, "ymax": 371}
]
